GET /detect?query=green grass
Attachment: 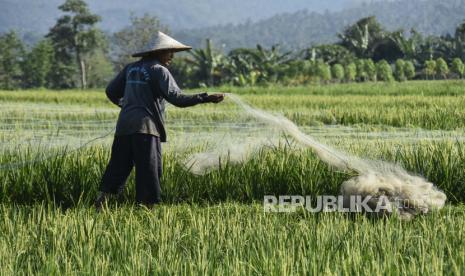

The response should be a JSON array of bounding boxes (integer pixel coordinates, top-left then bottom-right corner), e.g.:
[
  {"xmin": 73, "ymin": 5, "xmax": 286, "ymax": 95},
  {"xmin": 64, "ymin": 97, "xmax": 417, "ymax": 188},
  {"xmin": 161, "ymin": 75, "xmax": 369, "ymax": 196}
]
[
  {"xmin": 1, "ymin": 141, "xmax": 465, "ymax": 206},
  {"xmin": 3, "ymin": 80, "xmax": 465, "ymax": 130},
  {"xmin": 1, "ymin": 204, "xmax": 464, "ymax": 275},
  {"xmin": 1, "ymin": 81, "xmax": 465, "ymax": 274}
]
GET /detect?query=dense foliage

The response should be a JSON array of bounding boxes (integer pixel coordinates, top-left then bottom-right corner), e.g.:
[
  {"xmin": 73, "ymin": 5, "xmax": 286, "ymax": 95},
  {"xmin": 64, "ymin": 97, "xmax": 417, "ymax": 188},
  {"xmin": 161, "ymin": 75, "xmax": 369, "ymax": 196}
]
[{"xmin": 2, "ymin": 1, "xmax": 465, "ymax": 89}]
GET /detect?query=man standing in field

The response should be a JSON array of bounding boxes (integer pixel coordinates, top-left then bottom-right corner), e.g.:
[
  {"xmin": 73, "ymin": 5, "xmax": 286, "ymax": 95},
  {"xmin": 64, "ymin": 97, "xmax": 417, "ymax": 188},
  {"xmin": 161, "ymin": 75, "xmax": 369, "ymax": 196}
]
[{"xmin": 95, "ymin": 31, "xmax": 224, "ymax": 209}]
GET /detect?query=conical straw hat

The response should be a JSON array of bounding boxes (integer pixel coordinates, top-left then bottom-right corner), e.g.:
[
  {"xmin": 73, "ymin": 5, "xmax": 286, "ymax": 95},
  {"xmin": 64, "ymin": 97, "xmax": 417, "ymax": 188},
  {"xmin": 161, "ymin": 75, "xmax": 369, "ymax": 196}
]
[{"xmin": 132, "ymin": 31, "xmax": 192, "ymax": 57}]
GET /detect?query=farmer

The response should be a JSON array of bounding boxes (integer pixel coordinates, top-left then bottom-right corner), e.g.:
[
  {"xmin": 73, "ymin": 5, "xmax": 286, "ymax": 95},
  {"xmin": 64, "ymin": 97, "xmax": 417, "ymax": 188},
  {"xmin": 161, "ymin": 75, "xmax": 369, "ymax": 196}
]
[{"xmin": 95, "ymin": 31, "xmax": 224, "ymax": 209}]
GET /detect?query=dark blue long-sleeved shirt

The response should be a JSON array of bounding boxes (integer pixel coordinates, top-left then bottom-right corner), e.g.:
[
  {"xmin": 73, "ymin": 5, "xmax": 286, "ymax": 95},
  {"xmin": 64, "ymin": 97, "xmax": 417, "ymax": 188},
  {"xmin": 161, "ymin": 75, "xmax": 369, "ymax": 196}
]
[{"xmin": 105, "ymin": 58, "xmax": 208, "ymax": 142}]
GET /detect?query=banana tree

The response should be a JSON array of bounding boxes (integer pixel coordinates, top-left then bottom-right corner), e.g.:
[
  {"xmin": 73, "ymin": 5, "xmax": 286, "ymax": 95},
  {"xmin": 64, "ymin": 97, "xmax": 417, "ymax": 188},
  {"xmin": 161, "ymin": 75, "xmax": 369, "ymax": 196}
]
[
  {"xmin": 226, "ymin": 44, "xmax": 291, "ymax": 84},
  {"xmin": 185, "ymin": 39, "xmax": 224, "ymax": 87},
  {"xmin": 389, "ymin": 29, "xmax": 422, "ymax": 61},
  {"xmin": 338, "ymin": 16, "xmax": 386, "ymax": 59},
  {"xmin": 305, "ymin": 44, "xmax": 355, "ymax": 65},
  {"xmin": 253, "ymin": 44, "xmax": 292, "ymax": 82},
  {"xmin": 224, "ymin": 49, "xmax": 259, "ymax": 86}
]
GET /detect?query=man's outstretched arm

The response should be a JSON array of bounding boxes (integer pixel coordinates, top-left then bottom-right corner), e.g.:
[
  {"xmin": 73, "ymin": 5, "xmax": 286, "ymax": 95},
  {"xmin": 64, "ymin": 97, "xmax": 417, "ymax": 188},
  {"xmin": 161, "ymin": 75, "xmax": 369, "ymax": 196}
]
[{"xmin": 153, "ymin": 65, "xmax": 224, "ymax": 107}]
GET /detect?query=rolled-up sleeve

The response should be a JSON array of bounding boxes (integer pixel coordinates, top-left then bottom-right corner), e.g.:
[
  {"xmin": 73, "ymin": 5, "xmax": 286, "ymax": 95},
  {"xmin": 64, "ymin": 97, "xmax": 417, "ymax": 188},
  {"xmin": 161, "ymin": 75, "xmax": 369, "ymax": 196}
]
[
  {"xmin": 106, "ymin": 66, "xmax": 127, "ymax": 107},
  {"xmin": 153, "ymin": 65, "xmax": 207, "ymax": 107}
]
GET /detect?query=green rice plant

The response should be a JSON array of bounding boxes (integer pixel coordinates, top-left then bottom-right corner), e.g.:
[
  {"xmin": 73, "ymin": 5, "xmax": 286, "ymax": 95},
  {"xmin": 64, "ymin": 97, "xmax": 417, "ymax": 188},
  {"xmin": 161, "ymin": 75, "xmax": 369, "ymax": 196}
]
[
  {"xmin": 0, "ymin": 203, "xmax": 464, "ymax": 275},
  {"xmin": 1, "ymin": 82, "xmax": 465, "ymax": 274},
  {"xmin": 1, "ymin": 140, "xmax": 465, "ymax": 206}
]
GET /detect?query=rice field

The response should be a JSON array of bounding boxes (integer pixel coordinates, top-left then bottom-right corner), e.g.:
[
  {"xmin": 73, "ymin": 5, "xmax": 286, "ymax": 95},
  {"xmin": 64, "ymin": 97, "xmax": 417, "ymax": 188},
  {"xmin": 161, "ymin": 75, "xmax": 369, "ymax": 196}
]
[{"xmin": 1, "ymin": 81, "xmax": 465, "ymax": 275}]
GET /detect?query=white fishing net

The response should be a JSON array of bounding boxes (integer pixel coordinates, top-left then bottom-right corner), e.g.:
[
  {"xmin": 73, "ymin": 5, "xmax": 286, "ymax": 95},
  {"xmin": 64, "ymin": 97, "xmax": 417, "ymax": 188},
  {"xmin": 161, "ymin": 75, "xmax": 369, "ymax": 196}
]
[{"xmin": 181, "ymin": 94, "xmax": 448, "ymax": 219}]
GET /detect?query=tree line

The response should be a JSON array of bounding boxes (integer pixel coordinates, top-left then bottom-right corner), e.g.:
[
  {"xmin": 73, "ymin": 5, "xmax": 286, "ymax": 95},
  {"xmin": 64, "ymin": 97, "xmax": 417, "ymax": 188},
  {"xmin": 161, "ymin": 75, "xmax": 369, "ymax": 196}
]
[
  {"xmin": 1, "ymin": 0, "xmax": 465, "ymax": 90},
  {"xmin": 169, "ymin": 16, "xmax": 465, "ymax": 87}
]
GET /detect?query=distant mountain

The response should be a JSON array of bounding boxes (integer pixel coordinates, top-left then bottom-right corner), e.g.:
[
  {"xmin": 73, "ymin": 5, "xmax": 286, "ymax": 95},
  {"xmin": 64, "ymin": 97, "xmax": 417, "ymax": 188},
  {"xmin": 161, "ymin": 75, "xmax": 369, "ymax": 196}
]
[
  {"xmin": 0, "ymin": 0, "xmax": 355, "ymax": 35},
  {"xmin": 174, "ymin": 0, "xmax": 465, "ymax": 51},
  {"xmin": 3, "ymin": 0, "xmax": 463, "ymax": 51}
]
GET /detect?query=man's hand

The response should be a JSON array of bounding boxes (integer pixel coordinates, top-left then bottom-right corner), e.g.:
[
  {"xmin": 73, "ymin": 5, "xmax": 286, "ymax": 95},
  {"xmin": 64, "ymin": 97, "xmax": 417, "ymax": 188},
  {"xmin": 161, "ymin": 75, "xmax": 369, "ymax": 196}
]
[{"xmin": 206, "ymin": 93, "xmax": 225, "ymax": 103}]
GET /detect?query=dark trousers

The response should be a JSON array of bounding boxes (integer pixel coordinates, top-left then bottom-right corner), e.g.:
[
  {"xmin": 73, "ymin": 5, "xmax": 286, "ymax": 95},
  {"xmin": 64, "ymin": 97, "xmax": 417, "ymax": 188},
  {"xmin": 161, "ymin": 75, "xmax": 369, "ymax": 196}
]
[{"xmin": 100, "ymin": 134, "xmax": 162, "ymax": 204}]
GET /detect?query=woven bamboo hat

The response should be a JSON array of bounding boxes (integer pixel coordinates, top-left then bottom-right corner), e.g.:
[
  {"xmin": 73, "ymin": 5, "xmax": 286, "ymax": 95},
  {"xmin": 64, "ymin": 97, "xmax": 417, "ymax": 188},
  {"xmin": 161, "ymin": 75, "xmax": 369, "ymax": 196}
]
[{"xmin": 132, "ymin": 31, "xmax": 192, "ymax": 57}]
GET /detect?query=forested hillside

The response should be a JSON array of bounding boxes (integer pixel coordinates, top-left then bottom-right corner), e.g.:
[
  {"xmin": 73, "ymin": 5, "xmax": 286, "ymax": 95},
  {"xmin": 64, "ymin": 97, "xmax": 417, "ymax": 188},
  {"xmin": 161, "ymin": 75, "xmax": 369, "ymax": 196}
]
[
  {"xmin": 5, "ymin": 0, "xmax": 463, "ymax": 50},
  {"xmin": 0, "ymin": 0, "xmax": 351, "ymax": 35},
  {"xmin": 175, "ymin": 0, "xmax": 465, "ymax": 51}
]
